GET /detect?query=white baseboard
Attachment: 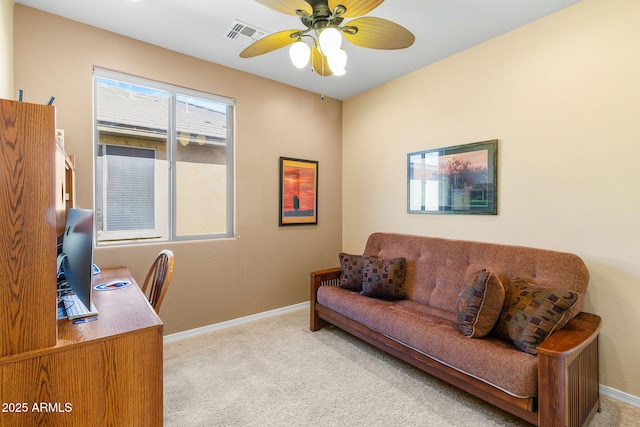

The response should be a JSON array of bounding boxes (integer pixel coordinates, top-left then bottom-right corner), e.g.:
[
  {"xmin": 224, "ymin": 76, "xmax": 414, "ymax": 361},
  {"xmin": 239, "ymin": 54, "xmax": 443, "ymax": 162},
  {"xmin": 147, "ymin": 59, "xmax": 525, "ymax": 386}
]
[
  {"xmin": 163, "ymin": 301, "xmax": 309, "ymax": 344},
  {"xmin": 164, "ymin": 302, "xmax": 640, "ymax": 410},
  {"xmin": 601, "ymin": 384, "xmax": 640, "ymax": 408}
]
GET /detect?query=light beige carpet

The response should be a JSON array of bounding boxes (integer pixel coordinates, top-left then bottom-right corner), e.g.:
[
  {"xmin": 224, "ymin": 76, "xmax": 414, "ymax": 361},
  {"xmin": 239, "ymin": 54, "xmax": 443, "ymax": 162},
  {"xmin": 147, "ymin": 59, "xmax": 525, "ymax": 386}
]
[{"xmin": 164, "ymin": 308, "xmax": 639, "ymax": 426}]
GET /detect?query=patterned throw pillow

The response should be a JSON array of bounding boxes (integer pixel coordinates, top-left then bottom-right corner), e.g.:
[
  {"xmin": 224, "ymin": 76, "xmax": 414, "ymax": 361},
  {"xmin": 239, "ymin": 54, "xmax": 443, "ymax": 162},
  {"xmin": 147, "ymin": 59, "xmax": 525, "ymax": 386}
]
[
  {"xmin": 457, "ymin": 269, "xmax": 505, "ymax": 338},
  {"xmin": 496, "ymin": 278, "xmax": 579, "ymax": 355},
  {"xmin": 360, "ymin": 256, "xmax": 407, "ymax": 300},
  {"xmin": 339, "ymin": 253, "xmax": 368, "ymax": 291}
]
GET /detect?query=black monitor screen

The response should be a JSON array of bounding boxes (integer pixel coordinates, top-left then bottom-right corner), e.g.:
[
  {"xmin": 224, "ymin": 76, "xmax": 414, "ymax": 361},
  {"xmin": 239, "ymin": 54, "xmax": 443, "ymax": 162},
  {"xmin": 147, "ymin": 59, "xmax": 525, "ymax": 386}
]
[{"xmin": 61, "ymin": 208, "xmax": 94, "ymax": 310}]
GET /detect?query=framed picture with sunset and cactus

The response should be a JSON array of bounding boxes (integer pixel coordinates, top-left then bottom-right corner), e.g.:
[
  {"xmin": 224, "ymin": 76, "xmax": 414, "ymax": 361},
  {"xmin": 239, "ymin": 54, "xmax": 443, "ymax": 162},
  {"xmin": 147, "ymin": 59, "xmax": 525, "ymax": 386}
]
[{"xmin": 279, "ymin": 157, "xmax": 318, "ymax": 226}]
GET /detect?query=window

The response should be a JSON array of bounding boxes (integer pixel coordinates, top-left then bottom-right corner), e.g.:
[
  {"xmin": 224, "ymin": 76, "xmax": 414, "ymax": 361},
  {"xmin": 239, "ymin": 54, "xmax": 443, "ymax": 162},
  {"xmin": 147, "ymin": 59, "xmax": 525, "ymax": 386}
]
[{"xmin": 94, "ymin": 69, "xmax": 234, "ymax": 244}]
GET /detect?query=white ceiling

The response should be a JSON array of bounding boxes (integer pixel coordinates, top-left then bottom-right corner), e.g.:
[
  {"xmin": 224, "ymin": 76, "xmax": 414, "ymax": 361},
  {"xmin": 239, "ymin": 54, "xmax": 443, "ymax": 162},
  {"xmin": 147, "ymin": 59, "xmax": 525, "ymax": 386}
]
[{"xmin": 15, "ymin": 0, "xmax": 581, "ymax": 100}]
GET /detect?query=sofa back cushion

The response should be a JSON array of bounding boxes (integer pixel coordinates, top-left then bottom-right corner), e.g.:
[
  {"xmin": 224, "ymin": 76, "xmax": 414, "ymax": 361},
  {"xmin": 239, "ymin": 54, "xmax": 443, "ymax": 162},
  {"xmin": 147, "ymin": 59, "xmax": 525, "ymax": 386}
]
[{"xmin": 362, "ymin": 233, "xmax": 589, "ymax": 322}]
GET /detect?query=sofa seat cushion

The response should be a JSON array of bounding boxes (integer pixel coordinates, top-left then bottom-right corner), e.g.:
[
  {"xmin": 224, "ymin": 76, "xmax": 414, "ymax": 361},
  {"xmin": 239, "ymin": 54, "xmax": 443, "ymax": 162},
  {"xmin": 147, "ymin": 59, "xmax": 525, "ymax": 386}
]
[{"xmin": 317, "ymin": 286, "xmax": 538, "ymax": 398}]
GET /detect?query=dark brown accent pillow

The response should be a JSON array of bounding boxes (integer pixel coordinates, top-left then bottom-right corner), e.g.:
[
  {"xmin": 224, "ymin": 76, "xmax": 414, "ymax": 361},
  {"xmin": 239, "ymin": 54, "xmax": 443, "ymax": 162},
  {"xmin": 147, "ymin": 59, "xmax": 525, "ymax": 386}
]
[
  {"xmin": 496, "ymin": 278, "xmax": 579, "ymax": 355},
  {"xmin": 360, "ymin": 256, "xmax": 407, "ymax": 300},
  {"xmin": 457, "ymin": 269, "xmax": 505, "ymax": 338},
  {"xmin": 339, "ymin": 253, "xmax": 367, "ymax": 291}
]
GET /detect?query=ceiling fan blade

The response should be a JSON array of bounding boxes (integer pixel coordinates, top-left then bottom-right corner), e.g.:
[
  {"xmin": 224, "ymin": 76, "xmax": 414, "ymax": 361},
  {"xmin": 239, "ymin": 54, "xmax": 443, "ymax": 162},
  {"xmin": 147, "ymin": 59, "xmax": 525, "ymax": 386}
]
[
  {"xmin": 255, "ymin": 0, "xmax": 312, "ymax": 16},
  {"xmin": 311, "ymin": 44, "xmax": 333, "ymax": 76},
  {"xmin": 239, "ymin": 30, "xmax": 300, "ymax": 58},
  {"xmin": 343, "ymin": 17, "xmax": 415, "ymax": 49},
  {"xmin": 329, "ymin": 0, "xmax": 384, "ymax": 17}
]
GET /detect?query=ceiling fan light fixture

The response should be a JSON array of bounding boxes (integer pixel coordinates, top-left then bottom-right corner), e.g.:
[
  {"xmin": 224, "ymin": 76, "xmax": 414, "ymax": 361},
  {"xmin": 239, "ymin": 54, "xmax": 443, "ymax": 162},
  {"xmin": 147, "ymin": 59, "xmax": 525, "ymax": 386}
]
[
  {"xmin": 318, "ymin": 26, "xmax": 342, "ymax": 55},
  {"xmin": 289, "ymin": 39, "xmax": 311, "ymax": 69},
  {"xmin": 327, "ymin": 48, "xmax": 347, "ymax": 75},
  {"xmin": 242, "ymin": 0, "xmax": 415, "ymax": 81}
]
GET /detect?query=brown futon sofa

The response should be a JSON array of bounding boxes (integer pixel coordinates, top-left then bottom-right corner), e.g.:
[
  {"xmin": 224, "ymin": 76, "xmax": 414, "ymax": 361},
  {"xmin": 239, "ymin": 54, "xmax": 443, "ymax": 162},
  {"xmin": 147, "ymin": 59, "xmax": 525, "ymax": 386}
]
[{"xmin": 310, "ymin": 233, "xmax": 601, "ymax": 427}]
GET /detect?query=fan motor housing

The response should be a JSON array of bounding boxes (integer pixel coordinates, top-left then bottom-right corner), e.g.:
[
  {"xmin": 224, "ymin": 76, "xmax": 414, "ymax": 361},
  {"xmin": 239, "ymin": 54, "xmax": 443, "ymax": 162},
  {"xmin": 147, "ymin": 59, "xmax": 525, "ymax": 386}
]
[{"xmin": 297, "ymin": 0, "xmax": 345, "ymax": 32}]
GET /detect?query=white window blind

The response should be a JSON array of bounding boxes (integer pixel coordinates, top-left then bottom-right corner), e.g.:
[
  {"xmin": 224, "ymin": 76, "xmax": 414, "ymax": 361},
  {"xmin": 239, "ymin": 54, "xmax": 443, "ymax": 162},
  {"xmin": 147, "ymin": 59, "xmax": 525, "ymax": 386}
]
[{"xmin": 103, "ymin": 145, "xmax": 155, "ymax": 231}]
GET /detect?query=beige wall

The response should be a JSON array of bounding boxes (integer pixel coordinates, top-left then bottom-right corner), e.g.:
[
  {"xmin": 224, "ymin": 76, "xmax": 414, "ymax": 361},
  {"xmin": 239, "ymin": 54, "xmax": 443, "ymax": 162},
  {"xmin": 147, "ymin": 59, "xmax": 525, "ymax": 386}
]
[
  {"xmin": 0, "ymin": 0, "xmax": 13, "ymax": 98},
  {"xmin": 14, "ymin": 5, "xmax": 342, "ymax": 335},
  {"xmin": 343, "ymin": 0, "xmax": 640, "ymax": 397}
]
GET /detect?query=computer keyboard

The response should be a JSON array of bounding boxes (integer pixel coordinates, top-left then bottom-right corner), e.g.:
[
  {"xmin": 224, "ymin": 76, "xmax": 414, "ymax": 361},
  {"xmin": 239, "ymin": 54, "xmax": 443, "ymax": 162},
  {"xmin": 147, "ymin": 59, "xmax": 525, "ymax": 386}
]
[{"xmin": 60, "ymin": 294, "xmax": 99, "ymax": 320}]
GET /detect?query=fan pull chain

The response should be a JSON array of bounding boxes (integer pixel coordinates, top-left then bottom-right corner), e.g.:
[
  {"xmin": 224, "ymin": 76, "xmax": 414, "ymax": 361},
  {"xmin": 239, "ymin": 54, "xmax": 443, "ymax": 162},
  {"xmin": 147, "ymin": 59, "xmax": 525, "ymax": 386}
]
[{"xmin": 321, "ymin": 53, "xmax": 325, "ymax": 100}]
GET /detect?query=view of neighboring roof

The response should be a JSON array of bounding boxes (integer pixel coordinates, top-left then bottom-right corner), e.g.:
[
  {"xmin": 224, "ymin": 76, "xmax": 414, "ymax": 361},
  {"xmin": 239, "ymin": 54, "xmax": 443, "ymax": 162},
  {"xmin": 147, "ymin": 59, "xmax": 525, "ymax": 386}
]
[{"xmin": 96, "ymin": 81, "xmax": 227, "ymax": 144}]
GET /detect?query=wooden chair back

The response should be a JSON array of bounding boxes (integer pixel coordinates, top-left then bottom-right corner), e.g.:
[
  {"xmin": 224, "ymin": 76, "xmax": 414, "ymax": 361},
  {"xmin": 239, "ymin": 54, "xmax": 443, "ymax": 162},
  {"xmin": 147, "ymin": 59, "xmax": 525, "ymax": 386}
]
[{"xmin": 141, "ymin": 249, "xmax": 174, "ymax": 313}]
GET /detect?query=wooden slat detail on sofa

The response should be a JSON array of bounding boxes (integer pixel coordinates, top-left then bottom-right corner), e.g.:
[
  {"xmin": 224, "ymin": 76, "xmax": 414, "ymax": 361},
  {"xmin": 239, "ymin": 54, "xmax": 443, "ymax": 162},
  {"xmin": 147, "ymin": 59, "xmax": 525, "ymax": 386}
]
[
  {"xmin": 310, "ymin": 268, "xmax": 341, "ymax": 331},
  {"xmin": 538, "ymin": 312, "xmax": 602, "ymax": 427}
]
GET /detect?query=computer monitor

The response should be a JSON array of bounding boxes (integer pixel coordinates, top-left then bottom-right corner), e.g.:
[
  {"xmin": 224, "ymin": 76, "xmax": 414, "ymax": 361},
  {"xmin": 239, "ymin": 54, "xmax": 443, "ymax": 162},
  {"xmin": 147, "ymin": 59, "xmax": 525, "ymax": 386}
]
[{"xmin": 58, "ymin": 208, "xmax": 95, "ymax": 312}]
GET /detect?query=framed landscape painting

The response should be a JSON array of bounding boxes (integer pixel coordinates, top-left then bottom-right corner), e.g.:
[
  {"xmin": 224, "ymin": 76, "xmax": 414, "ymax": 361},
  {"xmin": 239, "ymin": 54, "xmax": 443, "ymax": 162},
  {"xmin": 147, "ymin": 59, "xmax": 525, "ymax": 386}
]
[
  {"xmin": 279, "ymin": 157, "xmax": 318, "ymax": 226},
  {"xmin": 407, "ymin": 140, "xmax": 498, "ymax": 215}
]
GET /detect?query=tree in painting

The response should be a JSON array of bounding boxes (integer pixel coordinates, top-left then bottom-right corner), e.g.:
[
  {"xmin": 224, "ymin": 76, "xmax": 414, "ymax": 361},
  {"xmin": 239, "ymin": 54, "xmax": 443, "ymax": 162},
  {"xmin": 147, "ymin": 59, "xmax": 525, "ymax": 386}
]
[{"xmin": 441, "ymin": 156, "xmax": 488, "ymax": 190}]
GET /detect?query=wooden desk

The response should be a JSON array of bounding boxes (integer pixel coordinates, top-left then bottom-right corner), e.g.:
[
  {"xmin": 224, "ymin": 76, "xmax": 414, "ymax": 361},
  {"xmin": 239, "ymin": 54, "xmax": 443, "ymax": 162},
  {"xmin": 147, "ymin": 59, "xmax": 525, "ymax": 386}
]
[{"xmin": 0, "ymin": 268, "xmax": 163, "ymax": 427}]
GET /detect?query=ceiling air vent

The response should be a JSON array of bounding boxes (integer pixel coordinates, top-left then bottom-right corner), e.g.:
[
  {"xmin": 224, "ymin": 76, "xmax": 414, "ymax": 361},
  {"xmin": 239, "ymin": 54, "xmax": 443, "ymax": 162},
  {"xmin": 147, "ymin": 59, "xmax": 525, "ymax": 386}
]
[{"xmin": 224, "ymin": 20, "xmax": 267, "ymax": 46}]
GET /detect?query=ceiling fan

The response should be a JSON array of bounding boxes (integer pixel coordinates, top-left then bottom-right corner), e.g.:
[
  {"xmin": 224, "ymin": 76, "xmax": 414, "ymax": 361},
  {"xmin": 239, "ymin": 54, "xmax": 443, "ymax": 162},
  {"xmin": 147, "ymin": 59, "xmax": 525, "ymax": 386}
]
[{"xmin": 239, "ymin": 0, "xmax": 415, "ymax": 76}]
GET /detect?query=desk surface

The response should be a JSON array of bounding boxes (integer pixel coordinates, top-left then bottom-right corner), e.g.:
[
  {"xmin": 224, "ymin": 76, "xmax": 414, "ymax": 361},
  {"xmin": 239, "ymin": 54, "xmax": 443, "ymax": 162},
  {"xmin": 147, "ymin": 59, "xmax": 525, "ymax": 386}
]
[{"xmin": 57, "ymin": 267, "xmax": 163, "ymax": 345}]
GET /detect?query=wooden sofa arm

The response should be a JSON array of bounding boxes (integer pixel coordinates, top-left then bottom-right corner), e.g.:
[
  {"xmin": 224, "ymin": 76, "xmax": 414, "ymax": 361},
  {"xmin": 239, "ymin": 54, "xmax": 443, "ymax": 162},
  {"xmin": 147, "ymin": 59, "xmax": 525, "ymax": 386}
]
[
  {"xmin": 538, "ymin": 312, "xmax": 601, "ymax": 357},
  {"xmin": 310, "ymin": 267, "xmax": 341, "ymax": 331},
  {"xmin": 537, "ymin": 312, "xmax": 602, "ymax": 427}
]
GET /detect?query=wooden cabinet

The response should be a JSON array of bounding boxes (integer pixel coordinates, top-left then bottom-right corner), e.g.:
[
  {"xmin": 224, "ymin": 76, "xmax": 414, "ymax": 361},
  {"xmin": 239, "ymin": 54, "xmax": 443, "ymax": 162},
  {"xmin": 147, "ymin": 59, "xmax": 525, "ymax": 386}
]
[
  {"xmin": 0, "ymin": 99, "xmax": 57, "ymax": 356},
  {"xmin": 0, "ymin": 99, "xmax": 163, "ymax": 426}
]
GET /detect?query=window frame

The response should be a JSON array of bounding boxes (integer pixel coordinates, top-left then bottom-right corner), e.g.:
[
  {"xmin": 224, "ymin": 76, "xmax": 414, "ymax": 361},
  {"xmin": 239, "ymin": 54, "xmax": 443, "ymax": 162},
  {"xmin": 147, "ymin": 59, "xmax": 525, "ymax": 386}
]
[{"xmin": 93, "ymin": 68, "xmax": 235, "ymax": 245}]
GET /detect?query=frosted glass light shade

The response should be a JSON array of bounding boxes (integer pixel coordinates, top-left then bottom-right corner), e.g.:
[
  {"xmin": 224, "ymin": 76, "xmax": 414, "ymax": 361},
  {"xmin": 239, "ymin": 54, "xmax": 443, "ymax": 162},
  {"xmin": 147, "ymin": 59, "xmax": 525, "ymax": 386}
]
[
  {"xmin": 319, "ymin": 27, "xmax": 342, "ymax": 55},
  {"xmin": 327, "ymin": 48, "xmax": 347, "ymax": 75},
  {"xmin": 289, "ymin": 41, "xmax": 310, "ymax": 69}
]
